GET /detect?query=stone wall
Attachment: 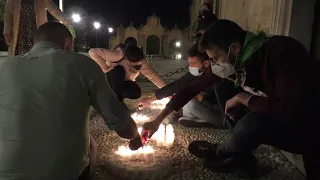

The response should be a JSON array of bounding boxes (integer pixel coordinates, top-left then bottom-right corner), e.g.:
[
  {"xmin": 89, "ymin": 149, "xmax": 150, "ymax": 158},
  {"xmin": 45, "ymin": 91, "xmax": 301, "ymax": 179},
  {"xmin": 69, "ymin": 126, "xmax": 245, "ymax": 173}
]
[{"xmin": 219, "ymin": 0, "xmax": 273, "ymax": 33}]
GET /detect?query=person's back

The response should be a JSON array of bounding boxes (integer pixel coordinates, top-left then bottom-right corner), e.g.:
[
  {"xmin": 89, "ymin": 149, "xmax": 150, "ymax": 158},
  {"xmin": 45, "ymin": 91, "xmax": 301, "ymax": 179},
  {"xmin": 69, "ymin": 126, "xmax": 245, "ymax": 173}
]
[
  {"xmin": 0, "ymin": 46, "xmax": 93, "ymax": 179},
  {"xmin": 0, "ymin": 22, "xmax": 141, "ymax": 180}
]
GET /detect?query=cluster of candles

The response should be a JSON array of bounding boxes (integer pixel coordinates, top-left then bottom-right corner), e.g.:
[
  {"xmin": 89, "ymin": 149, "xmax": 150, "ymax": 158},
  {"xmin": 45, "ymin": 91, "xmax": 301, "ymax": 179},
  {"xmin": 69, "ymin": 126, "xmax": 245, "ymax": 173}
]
[
  {"xmin": 138, "ymin": 124, "xmax": 175, "ymax": 148},
  {"xmin": 115, "ymin": 124, "xmax": 175, "ymax": 162},
  {"xmin": 150, "ymin": 98, "xmax": 170, "ymax": 110},
  {"xmin": 115, "ymin": 145, "xmax": 154, "ymax": 162},
  {"xmin": 131, "ymin": 112, "xmax": 150, "ymax": 124}
]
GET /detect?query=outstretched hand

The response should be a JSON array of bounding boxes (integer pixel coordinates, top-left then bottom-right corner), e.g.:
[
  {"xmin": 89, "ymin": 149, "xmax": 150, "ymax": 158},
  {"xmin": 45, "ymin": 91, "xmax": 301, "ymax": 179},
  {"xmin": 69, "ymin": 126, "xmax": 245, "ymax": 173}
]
[
  {"xmin": 141, "ymin": 121, "xmax": 161, "ymax": 140},
  {"xmin": 138, "ymin": 97, "xmax": 154, "ymax": 110},
  {"xmin": 129, "ymin": 135, "xmax": 143, "ymax": 150}
]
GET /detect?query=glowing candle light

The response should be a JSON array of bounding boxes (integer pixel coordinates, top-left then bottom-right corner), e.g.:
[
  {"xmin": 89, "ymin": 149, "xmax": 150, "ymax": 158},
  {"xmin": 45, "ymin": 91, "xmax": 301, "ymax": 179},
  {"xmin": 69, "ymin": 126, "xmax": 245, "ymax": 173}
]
[
  {"xmin": 165, "ymin": 124, "xmax": 175, "ymax": 148},
  {"xmin": 115, "ymin": 145, "xmax": 155, "ymax": 162}
]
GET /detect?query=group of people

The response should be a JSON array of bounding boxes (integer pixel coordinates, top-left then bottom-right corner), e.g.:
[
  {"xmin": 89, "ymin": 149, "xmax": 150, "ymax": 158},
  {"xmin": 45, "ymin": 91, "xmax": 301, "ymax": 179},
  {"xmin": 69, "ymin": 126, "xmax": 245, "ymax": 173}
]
[{"xmin": 0, "ymin": 1, "xmax": 319, "ymax": 180}]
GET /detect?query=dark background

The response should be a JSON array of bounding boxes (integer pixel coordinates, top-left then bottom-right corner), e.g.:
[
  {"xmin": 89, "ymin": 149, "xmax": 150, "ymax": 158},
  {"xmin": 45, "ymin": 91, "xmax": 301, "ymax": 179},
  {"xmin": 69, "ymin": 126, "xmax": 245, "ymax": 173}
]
[{"xmin": 50, "ymin": 0, "xmax": 192, "ymax": 49}]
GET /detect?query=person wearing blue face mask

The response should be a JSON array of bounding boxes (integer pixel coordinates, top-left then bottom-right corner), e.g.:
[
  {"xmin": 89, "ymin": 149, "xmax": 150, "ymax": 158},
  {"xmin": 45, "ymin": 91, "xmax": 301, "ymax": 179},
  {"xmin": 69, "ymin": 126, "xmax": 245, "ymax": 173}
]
[
  {"xmin": 138, "ymin": 43, "xmax": 226, "ymax": 128},
  {"xmin": 106, "ymin": 45, "xmax": 144, "ymax": 102}
]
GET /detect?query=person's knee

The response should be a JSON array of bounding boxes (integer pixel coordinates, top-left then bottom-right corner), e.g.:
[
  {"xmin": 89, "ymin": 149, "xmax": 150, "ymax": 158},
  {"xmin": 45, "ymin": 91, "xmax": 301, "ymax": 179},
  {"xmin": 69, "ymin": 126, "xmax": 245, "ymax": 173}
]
[
  {"xmin": 124, "ymin": 81, "xmax": 142, "ymax": 99},
  {"xmin": 182, "ymin": 99, "xmax": 198, "ymax": 116},
  {"xmin": 235, "ymin": 113, "xmax": 270, "ymax": 134}
]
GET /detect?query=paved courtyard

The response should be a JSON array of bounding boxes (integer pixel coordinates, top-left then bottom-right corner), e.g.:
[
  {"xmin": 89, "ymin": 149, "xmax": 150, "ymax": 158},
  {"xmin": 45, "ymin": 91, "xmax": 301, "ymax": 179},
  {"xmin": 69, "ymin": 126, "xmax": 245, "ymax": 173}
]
[{"xmin": 89, "ymin": 58, "xmax": 305, "ymax": 180}]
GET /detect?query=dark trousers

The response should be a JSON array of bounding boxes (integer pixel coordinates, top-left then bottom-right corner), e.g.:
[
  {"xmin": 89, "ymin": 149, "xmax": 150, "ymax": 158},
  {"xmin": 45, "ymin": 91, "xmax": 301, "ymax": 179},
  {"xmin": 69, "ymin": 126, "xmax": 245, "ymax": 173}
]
[
  {"xmin": 123, "ymin": 81, "xmax": 142, "ymax": 100},
  {"xmin": 213, "ymin": 80, "xmax": 244, "ymax": 132},
  {"xmin": 214, "ymin": 81, "xmax": 320, "ymax": 180},
  {"xmin": 78, "ymin": 165, "xmax": 91, "ymax": 180}
]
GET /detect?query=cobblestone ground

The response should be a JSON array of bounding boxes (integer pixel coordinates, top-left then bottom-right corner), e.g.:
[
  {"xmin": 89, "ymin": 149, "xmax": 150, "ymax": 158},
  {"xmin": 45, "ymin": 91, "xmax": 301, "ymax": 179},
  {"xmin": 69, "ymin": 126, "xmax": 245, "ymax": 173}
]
[{"xmin": 89, "ymin": 59, "xmax": 305, "ymax": 180}]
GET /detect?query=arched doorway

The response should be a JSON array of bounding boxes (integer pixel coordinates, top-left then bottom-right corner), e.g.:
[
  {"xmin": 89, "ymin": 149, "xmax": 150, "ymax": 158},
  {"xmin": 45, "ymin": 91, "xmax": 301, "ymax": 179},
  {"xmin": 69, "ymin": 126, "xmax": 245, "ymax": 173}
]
[
  {"xmin": 146, "ymin": 35, "xmax": 160, "ymax": 55},
  {"xmin": 124, "ymin": 37, "xmax": 138, "ymax": 47}
]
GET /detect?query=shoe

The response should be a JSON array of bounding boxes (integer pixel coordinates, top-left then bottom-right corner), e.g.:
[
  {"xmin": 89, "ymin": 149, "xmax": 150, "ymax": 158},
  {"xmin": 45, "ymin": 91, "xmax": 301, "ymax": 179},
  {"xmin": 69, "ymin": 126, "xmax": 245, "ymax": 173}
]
[
  {"xmin": 188, "ymin": 140, "xmax": 217, "ymax": 158},
  {"xmin": 179, "ymin": 117, "xmax": 215, "ymax": 128},
  {"xmin": 203, "ymin": 153, "xmax": 258, "ymax": 177}
]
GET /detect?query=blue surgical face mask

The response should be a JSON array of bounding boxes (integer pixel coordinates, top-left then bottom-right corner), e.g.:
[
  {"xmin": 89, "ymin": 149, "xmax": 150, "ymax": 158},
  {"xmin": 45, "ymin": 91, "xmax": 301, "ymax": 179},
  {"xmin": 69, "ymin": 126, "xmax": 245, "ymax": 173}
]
[
  {"xmin": 132, "ymin": 64, "xmax": 142, "ymax": 70},
  {"xmin": 189, "ymin": 64, "xmax": 204, "ymax": 76}
]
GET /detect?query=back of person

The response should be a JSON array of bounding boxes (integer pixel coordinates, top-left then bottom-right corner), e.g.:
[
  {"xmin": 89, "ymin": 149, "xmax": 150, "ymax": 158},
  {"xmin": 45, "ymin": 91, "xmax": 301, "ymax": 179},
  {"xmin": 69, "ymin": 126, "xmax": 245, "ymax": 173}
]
[{"xmin": 0, "ymin": 48, "xmax": 93, "ymax": 179}]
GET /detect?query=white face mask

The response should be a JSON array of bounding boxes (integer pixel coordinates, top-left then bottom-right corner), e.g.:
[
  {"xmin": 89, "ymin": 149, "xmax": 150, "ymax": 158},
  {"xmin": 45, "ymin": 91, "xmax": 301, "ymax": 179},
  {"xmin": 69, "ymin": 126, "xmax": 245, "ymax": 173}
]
[
  {"xmin": 210, "ymin": 62, "xmax": 235, "ymax": 78},
  {"xmin": 189, "ymin": 66, "xmax": 204, "ymax": 76},
  {"xmin": 210, "ymin": 45, "xmax": 237, "ymax": 78}
]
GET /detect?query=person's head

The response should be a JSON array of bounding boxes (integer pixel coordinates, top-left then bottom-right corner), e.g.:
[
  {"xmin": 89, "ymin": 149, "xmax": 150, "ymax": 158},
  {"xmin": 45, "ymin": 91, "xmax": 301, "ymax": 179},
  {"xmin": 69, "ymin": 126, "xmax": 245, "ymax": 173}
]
[
  {"xmin": 34, "ymin": 21, "xmax": 73, "ymax": 51},
  {"xmin": 199, "ymin": 19, "xmax": 246, "ymax": 65},
  {"xmin": 124, "ymin": 46, "xmax": 144, "ymax": 70},
  {"xmin": 124, "ymin": 37, "xmax": 138, "ymax": 47},
  {"xmin": 199, "ymin": 19, "xmax": 246, "ymax": 78},
  {"xmin": 201, "ymin": 3, "xmax": 213, "ymax": 12},
  {"xmin": 187, "ymin": 42, "xmax": 210, "ymax": 76}
]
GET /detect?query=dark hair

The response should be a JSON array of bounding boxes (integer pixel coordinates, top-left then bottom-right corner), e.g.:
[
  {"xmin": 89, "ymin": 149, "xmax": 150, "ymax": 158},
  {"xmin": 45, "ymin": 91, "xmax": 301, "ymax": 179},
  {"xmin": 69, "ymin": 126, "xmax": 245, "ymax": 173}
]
[
  {"xmin": 113, "ymin": 43, "xmax": 126, "ymax": 51},
  {"xmin": 124, "ymin": 37, "xmax": 138, "ymax": 47},
  {"xmin": 34, "ymin": 21, "xmax": 72, "ymax": 48},
  {"xmin": 202, "ymin": 3, "xmax": 213, "ymax": 11},
  {"xmin": 199, "ymin": 19, "xmax": 246, "ymax": 52},
  {"xmin": 187, "ymin": 42, "xmax": 209, "ymax": 62},
  {"xmin": 125, "ymin": 46, "xmax": 144, "ymax": 62}
]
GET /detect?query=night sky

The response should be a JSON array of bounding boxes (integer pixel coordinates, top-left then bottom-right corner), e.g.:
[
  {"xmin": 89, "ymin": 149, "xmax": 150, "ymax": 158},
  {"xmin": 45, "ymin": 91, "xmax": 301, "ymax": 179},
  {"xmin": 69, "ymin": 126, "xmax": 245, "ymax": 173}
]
[{"xmin": 53, "ymin": 0, "xmax": 192, "ymax": 29}]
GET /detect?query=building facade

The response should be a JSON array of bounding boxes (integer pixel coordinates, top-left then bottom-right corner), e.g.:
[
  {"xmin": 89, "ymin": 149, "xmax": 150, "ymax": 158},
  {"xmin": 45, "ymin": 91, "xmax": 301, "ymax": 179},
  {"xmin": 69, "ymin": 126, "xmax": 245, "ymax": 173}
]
[{"xmin": 109, "ymin": 14, "xmax": 189, "ymax": 57}]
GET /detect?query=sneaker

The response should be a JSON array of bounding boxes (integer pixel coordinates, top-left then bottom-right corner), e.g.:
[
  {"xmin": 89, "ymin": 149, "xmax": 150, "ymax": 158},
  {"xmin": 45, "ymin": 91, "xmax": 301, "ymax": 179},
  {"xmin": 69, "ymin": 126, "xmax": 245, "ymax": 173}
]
[
  {"xmin": 179, "ymin": 117, "xmax": 215, "ymax": 128},
  {"xmin": 203, "ymin": 152, "xmax": 258, "ymax": 177},
  {"xmin": 188, "ymin": 140, "xmax": 217, "ymax": 158}
]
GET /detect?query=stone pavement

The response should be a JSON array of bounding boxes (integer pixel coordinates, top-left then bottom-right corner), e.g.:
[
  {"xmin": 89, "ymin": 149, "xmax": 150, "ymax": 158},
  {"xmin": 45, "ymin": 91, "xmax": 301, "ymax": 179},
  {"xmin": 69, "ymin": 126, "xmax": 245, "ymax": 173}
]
[{"xmin": 89, "ymin": 58, "xmax": 305, "ymax": 180}]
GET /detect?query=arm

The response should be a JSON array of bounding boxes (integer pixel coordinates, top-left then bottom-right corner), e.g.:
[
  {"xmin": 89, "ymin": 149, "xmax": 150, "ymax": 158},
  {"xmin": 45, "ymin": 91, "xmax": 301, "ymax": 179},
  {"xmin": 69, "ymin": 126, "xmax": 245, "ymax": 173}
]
[
  {"xmin": 85, "ymin": 58, "xmax": 138, "ymax": 139},
  {"xmin": 155, "ymin": 72, "xmax": 196, "ymax": 100},
  {"xmin": 89, "ymin": 48, "xmax": 124, "ymax": 73},
  {"xmin": 106, "ymin": 66, "xmax": 126, "ymax": 102},
  {"xmin": 3, "ymin": 0, "xmax": 13, "ymax": 38},
  {"xmin": 238, "ymin": 40, "xmax": 313, "ymax": 122},
  {"xmin": 154, "ymin": 69, "xmax": 221, "ymax": 124},
  {"xmin": 45, "ymin": 0, "xmax": 68, "ymax": 24},
  {"xmin": 140, "ymin": 59, "xmax": 167, "ymax": 88}
]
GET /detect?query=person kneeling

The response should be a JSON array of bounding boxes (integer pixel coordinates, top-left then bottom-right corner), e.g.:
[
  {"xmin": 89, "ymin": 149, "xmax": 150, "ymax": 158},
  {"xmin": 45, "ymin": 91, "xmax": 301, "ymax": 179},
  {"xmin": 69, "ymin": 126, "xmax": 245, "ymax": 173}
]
[
  {"xmin": 138, "ymin": 43, "xmax": 225, "ymax": 128},
  {"xmin": 106, "ymin": 45, "xmax": 144, "ymax": 102}
]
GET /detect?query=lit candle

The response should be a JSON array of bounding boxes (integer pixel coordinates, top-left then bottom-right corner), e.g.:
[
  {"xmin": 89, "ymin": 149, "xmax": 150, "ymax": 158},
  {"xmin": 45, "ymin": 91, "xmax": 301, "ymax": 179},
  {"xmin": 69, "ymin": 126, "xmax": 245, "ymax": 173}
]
[
  {"xmin": 156, "ymin": 124, "xmax": 165, "ymax": 146},
  {"xmin": 143, "ymin": 145, "xmax": 154, "ymax": 163},
  {"xmin": 115, "ymin": 145, "xmax": 155, "ymax": 162},
  {"xmin": 165, "ymin": 124, "xmax": 175, "ymax": 148}
]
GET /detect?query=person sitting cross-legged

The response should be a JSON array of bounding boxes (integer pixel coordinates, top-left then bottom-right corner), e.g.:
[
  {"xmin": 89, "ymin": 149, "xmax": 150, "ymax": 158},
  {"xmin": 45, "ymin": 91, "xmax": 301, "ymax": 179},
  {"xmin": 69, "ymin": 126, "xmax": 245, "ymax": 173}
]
[{"xmin": 138, "ymin": 43, "xmax": 225, "ymax": 128}]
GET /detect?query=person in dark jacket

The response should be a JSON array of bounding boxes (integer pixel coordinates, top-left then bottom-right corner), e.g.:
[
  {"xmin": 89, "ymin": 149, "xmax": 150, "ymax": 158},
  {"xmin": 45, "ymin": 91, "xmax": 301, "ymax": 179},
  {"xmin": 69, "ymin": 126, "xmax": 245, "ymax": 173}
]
[
  {"xmin": 140, "ymin": 19, "xmax": 320, "ymax": 179},
  {"xmin": 193, "ymin": 3, "xmax": 218, "ymax": 42},
  {"xmin": 138, "ymin": 43, "xmax": 225, "ymax": 128}
]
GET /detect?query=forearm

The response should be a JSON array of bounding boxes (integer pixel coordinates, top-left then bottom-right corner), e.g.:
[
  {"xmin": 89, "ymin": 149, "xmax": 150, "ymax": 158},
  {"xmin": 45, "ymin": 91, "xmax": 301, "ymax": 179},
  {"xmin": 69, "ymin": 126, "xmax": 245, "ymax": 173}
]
[{"xmin": 154, "ymin": 106, "xmax": 174, "ymax": 125}]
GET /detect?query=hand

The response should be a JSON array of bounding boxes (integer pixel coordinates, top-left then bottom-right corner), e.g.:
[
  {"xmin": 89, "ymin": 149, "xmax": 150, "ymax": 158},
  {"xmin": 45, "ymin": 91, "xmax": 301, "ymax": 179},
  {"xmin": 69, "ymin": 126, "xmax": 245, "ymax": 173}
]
[
  {"xmin": 225, "ymin": 95, "xmax": 241, "ymax": 120},
  {"xmin": 141, "ymin": 121, "xmax": 161, "ymax": 139},
  {"xmin": 138, "ymin": 97, "xmax": 154, "ymax": 110},
  {"xmin": 129, "ymin": 135, "xmax": 143, "ymax": 150},
  {"xmin": 4, "ymin": 35, "xmax": 11, "ymax": 46}
]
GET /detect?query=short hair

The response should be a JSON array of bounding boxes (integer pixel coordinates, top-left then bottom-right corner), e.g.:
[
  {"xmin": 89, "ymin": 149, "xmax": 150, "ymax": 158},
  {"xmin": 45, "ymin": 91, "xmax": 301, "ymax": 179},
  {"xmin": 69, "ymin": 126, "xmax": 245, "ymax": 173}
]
[
  {"xmin": 34, "ymin": 21, "xmax": 72, "ymax": 48},
  {"xmin": 124, "ymin": 37, "xmax": 138, "ymax": 47},
  {"xmin": 125, "ymin": 45, "xmax": 144, "ymax": 62},
  {"xmin": 187, "ymin": 42, "xmax": 209, "ymax": 63},
  {"xmin": 199, "ymin": 19, "xmax": 246, "ymax": 52},
  {"xmin": 202, "ymin": 3, "xmax": 213, "ymax": 11}
]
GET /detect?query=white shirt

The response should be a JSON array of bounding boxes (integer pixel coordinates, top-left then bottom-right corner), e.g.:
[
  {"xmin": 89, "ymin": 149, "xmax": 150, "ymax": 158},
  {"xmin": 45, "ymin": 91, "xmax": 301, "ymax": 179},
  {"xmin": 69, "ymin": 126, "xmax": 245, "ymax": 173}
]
[{"xmin": 0, "ymin": 42, "xmax": 133, "ymax": 180}]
